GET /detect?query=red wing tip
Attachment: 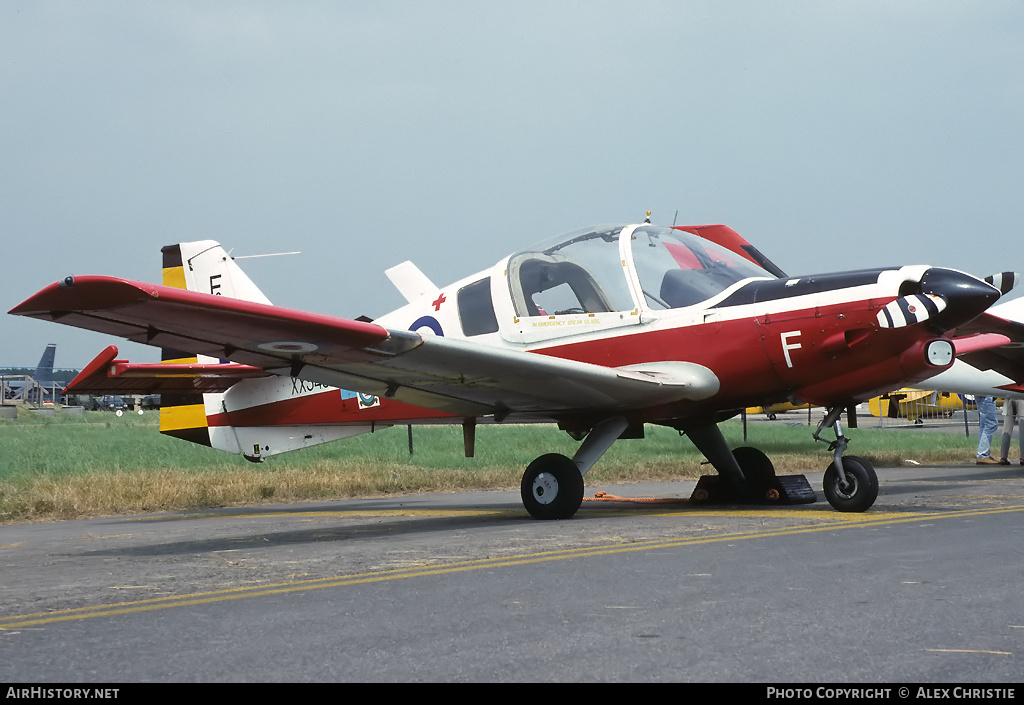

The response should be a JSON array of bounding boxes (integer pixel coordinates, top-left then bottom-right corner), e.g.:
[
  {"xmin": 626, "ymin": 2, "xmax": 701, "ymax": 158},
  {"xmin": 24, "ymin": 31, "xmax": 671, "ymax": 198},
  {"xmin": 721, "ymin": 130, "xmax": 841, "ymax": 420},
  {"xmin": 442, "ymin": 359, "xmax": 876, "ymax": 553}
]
[{"xmin": 9, "ymin": 277, "xmax": 159, "ymax": 316}]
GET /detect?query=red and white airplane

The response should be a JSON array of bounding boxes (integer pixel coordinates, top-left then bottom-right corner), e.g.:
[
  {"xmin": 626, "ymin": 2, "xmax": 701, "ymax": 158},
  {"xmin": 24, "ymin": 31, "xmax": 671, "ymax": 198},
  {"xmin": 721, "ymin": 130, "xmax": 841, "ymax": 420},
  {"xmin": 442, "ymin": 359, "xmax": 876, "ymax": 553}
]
[{"xmin": 8, "ymin": 222, "xmax": 1014, "ymax": 518}]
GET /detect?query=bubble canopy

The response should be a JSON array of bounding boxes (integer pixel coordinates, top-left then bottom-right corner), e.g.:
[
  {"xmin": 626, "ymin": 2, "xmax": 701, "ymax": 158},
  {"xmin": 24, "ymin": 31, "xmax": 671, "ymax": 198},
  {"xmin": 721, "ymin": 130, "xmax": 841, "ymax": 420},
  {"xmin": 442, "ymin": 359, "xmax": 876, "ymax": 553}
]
[{"xmin": 506, "ymin": 224, "xmax": 772, "ymax": 317}]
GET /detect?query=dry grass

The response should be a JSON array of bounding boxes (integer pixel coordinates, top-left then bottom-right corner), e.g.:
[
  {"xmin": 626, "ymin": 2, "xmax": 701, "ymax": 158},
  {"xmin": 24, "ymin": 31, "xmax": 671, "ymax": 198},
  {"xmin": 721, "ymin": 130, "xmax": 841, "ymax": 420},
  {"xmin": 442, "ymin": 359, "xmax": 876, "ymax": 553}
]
[
  {"xmin": 0, "ymin": 449, "xmax": 961, "ymax": 523},
  {"xmin": 0, "ymin": 411, "xmax": 981, "ymax": 522},
  {"xmin": 0, "ymin": 462, "xmax": 518, "ymax": 522}
]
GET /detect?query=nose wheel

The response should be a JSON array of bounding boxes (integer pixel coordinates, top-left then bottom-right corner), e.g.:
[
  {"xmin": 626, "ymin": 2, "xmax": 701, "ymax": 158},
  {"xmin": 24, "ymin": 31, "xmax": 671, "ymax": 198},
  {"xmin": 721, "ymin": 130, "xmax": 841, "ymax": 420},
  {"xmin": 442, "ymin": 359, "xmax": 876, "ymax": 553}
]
[
  {"xmin": 814, "ymin": 407, "xmax": 879, "ymax": 512},
  {"xmin": 521, "ymin": 453, "xmax": 585, "ymax": 520},
  {"xmin": 823, "ymin": 455, "xmax": 878, "ymax": 512}
]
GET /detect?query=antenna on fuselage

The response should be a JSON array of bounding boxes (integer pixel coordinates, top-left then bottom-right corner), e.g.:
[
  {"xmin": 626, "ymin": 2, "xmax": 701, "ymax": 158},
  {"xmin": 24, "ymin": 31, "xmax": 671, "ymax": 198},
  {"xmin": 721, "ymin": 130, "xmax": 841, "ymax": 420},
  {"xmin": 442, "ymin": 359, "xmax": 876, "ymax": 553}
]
[
  {"xmin": 643, "ymin": 210, "xmax": 651, "ymax": 224},
  {"xmin": 230, "ymin": 251, "xmax": 301, "ymax": 260}
]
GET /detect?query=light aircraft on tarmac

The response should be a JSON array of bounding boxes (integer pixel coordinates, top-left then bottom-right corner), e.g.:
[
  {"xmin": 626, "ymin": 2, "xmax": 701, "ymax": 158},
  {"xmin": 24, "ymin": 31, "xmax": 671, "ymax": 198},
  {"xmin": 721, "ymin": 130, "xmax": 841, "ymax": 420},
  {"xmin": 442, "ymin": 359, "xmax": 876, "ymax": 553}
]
[{"xmin": 8, "ymin": 221, "xmax": 1016, "ymax": 518}]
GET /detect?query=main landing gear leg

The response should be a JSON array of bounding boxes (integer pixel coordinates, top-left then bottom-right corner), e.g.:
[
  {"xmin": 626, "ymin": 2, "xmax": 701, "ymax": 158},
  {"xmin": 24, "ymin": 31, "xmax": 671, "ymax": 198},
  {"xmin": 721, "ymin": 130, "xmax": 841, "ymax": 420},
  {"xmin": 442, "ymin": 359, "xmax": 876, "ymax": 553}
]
[
  {"xmin": 685, "ymin": 423, "xmax": 749, "ymax": 494},
  {"xmin": 814, "ymin": 406, "xmax": 878, "ymax": 512},
  {"xmin": 520, "ymin": 417, "xmax": 629, "ymax": 520}
]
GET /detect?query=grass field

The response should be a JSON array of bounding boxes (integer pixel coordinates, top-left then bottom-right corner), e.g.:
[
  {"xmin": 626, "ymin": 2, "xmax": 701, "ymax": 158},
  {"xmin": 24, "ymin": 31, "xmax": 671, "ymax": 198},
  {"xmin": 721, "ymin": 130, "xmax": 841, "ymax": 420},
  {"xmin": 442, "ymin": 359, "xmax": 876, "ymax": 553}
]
[{"xmin": 0, "ymin": 407, "xmax": 982, "ymax": 522}]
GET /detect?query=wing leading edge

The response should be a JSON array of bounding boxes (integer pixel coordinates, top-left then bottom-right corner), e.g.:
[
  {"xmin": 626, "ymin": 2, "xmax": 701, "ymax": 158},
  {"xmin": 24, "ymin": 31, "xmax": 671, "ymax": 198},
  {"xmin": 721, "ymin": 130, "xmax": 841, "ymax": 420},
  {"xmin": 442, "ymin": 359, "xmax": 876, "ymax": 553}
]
[{"xmin": 946, "ymin": 308, "xmax": 1024, "ymax": 392}]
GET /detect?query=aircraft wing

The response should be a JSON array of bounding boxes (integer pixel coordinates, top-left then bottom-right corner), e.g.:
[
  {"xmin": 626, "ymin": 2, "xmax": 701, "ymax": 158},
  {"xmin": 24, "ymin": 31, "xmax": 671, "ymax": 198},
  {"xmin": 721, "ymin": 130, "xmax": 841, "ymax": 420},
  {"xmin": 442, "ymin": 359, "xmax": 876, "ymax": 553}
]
[
  {"xmin": 10, "ymin": 276, "xmax": 720, "ymax": 419},
  {"xmin": 63, "ymin": 345, "xmax": 270, "ymax": 395},
  {"xmin": 951, "ymin": 307, "xmax": 1024, "ymax": 386}
]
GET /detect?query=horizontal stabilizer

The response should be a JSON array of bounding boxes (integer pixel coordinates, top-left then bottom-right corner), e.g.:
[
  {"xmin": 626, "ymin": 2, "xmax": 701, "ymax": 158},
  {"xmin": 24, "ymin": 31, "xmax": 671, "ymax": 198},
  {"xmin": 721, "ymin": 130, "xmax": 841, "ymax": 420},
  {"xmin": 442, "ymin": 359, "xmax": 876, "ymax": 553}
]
[{"xmin": 64, "ymin": 345, "xmax": 270, "ymax": 395}]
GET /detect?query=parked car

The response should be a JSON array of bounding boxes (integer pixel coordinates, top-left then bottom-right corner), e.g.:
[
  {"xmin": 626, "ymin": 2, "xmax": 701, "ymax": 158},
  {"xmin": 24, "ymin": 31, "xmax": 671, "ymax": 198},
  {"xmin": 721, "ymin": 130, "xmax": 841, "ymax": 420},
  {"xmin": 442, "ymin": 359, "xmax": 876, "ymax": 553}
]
[{"xmin": 90, "ymin": 395, "xmax": 128, "ymax": 415}]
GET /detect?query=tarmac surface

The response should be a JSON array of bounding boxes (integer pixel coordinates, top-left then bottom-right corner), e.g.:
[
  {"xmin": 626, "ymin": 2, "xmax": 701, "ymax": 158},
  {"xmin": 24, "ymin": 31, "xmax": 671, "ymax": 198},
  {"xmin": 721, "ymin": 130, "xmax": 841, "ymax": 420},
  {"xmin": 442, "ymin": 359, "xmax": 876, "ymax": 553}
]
[{"xmin": 1, "ymin": 461, "xmax": 1023, "ymax": 683}]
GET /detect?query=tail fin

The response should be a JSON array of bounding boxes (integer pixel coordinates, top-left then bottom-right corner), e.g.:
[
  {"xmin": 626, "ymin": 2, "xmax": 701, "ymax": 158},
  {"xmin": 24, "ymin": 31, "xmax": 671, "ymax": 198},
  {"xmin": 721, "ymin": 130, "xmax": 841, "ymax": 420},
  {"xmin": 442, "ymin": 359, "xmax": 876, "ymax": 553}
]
[
  {"xmin": 160, "ymin": 241, "xmax": 272, "ymax": 303},
  {"xmin": 158, "ymin": 241, "xmax": 254, "ymax": 447},
  {"xmin": 33, "ymin": 344, "xmax": 56, "ymax": 386}
]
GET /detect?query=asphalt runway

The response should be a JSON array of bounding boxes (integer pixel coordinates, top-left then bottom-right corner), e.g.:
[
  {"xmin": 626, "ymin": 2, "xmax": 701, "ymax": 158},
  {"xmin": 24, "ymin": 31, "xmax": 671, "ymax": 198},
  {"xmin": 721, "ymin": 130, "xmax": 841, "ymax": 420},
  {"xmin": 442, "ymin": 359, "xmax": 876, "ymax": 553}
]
[{"xmin": 2, "ymin": 463, "xmax": 1023, "ymax": 683}]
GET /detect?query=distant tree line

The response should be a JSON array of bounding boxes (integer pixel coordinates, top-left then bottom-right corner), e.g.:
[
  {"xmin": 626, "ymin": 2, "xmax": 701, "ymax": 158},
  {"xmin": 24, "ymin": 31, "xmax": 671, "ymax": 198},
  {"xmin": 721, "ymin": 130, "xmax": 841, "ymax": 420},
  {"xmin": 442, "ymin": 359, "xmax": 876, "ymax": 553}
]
[{"xmin": 0, "ymin": 368, "xmax": 79, "ymax": 384}]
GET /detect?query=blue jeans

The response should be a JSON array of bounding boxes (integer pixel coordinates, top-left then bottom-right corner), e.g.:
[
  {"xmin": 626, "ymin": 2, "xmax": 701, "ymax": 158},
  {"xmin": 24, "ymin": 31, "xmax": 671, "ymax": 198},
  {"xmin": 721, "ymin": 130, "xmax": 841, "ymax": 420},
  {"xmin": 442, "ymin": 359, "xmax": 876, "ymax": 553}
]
[{"xmin": 977, "ymin": 396, "xmax": 998, "ymax": 458}]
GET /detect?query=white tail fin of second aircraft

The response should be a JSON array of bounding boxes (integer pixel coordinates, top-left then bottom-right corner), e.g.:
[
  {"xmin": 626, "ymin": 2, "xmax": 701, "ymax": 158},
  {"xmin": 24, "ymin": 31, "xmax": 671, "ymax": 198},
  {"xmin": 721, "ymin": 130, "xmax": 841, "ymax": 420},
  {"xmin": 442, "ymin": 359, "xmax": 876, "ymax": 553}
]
[{"xmin": 161, "ymin": 240, "xmax": 272, "ymax": 304}]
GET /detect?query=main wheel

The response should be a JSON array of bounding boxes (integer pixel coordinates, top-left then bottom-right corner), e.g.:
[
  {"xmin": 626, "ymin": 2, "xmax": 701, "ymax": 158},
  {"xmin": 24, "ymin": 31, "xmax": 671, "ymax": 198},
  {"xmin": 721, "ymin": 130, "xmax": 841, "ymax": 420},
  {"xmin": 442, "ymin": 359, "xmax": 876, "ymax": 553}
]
[
  {"xmin": 822, "ymin": 455, "xmax": 878, "ymax": 512},
  {"xmin": 520, "ymin": 453, "xmax": 584, "ymax": 520}
]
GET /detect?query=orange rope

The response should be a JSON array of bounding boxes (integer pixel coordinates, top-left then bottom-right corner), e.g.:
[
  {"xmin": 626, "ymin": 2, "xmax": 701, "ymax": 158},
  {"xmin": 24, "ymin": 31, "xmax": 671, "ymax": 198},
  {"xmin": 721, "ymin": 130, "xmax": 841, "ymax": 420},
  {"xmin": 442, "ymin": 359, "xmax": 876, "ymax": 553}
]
[{"xmin": 583, "ymin": 491, "xmax": 691, "ymax": 504}]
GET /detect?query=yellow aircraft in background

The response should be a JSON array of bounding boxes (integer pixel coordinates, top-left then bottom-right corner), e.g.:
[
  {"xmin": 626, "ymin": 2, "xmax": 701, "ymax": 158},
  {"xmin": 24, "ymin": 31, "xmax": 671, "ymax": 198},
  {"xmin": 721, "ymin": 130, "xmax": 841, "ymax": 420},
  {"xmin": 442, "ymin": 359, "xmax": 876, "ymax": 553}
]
[
  {"xmin": 749, "ymin": 390, "xmax": 972, "ymax": 424},
  {"xmin": 745, "ymin": 401, "xmax": 813, "ymax": 420},
  {"xmin": 868, "ymin": 389, "xmax": 973, "ymax": 423}
]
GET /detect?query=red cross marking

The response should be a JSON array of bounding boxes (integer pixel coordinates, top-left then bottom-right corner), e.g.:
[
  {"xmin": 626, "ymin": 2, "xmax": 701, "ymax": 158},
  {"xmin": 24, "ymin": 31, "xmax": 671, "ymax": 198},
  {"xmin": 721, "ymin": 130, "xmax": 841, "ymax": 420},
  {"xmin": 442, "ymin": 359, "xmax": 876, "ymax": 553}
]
[{"xmin": 432, "ymin": 293, "xmax": 446, "ymax": 311}]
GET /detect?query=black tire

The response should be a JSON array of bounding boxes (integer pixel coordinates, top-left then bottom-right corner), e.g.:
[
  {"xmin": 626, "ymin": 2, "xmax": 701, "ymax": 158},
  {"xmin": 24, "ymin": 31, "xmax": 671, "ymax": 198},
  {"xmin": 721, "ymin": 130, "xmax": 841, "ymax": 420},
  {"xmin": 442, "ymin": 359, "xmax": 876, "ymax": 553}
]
[
  {"xmin": 732, "ymin": 446, "xmax": 776, "ymax": 487},
  {"xmin": 520, "ymin": 453, "xmax": 584, "ymax": 520},
  {"xmin": 822, "ymin": 455, "xmax": 878, "ymax": 512}
]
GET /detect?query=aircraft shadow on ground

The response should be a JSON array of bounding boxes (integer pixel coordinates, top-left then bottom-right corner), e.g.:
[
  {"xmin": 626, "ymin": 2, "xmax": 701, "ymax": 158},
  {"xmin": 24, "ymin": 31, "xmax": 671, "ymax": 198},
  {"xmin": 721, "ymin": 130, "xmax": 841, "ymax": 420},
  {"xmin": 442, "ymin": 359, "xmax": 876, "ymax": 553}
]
[
  {"xmin": 74, "ymin": 496, "xmax": 827, "ymax": 559},
  {"xmin": 77, "ymin": 509, "xmax": 564, "ymax": 558}
]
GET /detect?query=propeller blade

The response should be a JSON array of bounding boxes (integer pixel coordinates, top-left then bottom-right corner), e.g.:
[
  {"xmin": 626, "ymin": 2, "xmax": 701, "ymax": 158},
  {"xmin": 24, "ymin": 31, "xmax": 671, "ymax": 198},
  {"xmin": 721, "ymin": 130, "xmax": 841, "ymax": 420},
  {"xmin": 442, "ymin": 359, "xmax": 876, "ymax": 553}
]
[
  {"xmin": 876, "ymin": 294, "xmax": 946, "ymax": 329},
  {"xmin": 983, "ymin": 272, "xmax": 1020, "ymax": 297}
]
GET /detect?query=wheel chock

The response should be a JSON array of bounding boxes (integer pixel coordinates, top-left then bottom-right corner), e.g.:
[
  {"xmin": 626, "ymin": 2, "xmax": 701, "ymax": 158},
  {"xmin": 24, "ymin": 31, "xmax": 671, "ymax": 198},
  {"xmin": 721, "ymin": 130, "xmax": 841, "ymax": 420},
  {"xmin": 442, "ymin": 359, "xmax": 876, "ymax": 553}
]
[{"xmin": 690, "ymin": 474, "xmax": 816, "ymax": 505}]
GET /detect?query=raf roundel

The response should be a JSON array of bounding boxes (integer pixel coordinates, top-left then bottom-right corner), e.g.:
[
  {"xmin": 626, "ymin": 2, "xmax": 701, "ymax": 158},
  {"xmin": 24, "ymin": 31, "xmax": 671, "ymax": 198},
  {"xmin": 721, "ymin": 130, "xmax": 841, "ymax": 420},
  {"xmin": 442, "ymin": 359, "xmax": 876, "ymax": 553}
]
[
  {"xmin": 256, "ymin": 341, "xmax": 319, "ymax": 353},
  {"xmin": 408, "ymin": 316, "xmax": 444, "ymax": 337}
]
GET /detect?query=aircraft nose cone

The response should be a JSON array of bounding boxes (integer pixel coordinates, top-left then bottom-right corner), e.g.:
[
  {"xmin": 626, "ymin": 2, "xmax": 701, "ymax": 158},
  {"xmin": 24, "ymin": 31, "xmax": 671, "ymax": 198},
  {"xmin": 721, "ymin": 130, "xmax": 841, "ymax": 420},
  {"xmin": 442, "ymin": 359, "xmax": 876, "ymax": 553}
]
[{"xmin": 920, "ymin": 267, "xmax": 1000, "ymax": 330}]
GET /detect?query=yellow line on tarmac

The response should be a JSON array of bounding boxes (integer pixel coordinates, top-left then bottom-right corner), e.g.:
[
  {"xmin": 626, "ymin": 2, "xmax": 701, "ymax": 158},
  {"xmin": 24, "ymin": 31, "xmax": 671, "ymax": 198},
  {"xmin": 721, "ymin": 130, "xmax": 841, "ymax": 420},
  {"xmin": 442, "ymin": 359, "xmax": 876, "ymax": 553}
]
[
  {"xmin": 127, "ymin": 509, "xmax": 519, "ymax": 522},
  {"xmin": 2, "ymin": 504, "xmax": 1022, "ymax": 630},
  {"xmin": 125, "ymin": 504, "xmax": 916, "ymax": 523}
]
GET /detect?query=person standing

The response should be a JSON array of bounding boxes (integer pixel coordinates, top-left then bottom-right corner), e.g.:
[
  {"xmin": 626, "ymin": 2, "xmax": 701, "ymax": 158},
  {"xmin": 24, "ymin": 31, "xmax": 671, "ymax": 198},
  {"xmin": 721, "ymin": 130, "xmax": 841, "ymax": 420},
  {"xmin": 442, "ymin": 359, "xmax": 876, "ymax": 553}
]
[
  {"xmin": 999, "ymin": 398, "xmax": 1024, "ymax": 465},
  {"xmin": 976, "ymin": 396, "xmax": 999, "ymax": 464}
]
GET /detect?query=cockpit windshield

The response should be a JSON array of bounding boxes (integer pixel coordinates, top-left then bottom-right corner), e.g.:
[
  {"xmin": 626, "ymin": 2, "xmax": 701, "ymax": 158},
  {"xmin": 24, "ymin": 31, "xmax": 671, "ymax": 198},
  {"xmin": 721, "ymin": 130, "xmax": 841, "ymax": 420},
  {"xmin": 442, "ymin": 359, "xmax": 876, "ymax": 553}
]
[
  {"xmin": 507, "ymin": 225, "xmax": 635, "ymax": 317},
  {"xmin": 506, "ymin": 224, "xmax": 772, "ymax": 319},
  {"xmin": 630, "ymin": 226, "xmax": 770, "ymax": 309}
]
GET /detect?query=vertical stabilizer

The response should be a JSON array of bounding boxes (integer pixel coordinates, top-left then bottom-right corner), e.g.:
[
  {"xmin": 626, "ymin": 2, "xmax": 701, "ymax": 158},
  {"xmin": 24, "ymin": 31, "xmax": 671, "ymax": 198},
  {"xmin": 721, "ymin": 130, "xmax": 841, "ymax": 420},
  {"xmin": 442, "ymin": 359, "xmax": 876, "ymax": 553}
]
[
  {"xmin": 33, "ymin": 344, "xmax": 56, "ymax": 386},
  {"xmin": 158, "ymin": 243, "xmax": 222, "ymax": 447},
  {"xmin": 161, "ymin": 241, "xmax": 272, "ymax": 303}
]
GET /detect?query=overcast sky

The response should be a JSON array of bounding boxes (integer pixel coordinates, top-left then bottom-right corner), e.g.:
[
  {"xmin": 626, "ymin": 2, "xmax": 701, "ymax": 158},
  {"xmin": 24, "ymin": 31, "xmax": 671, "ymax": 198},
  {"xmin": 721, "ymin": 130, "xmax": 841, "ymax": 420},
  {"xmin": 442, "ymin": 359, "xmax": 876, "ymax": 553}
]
[{"xmin": 3, "ymin": 1, "xmax": 1023, "ymax": 369}]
